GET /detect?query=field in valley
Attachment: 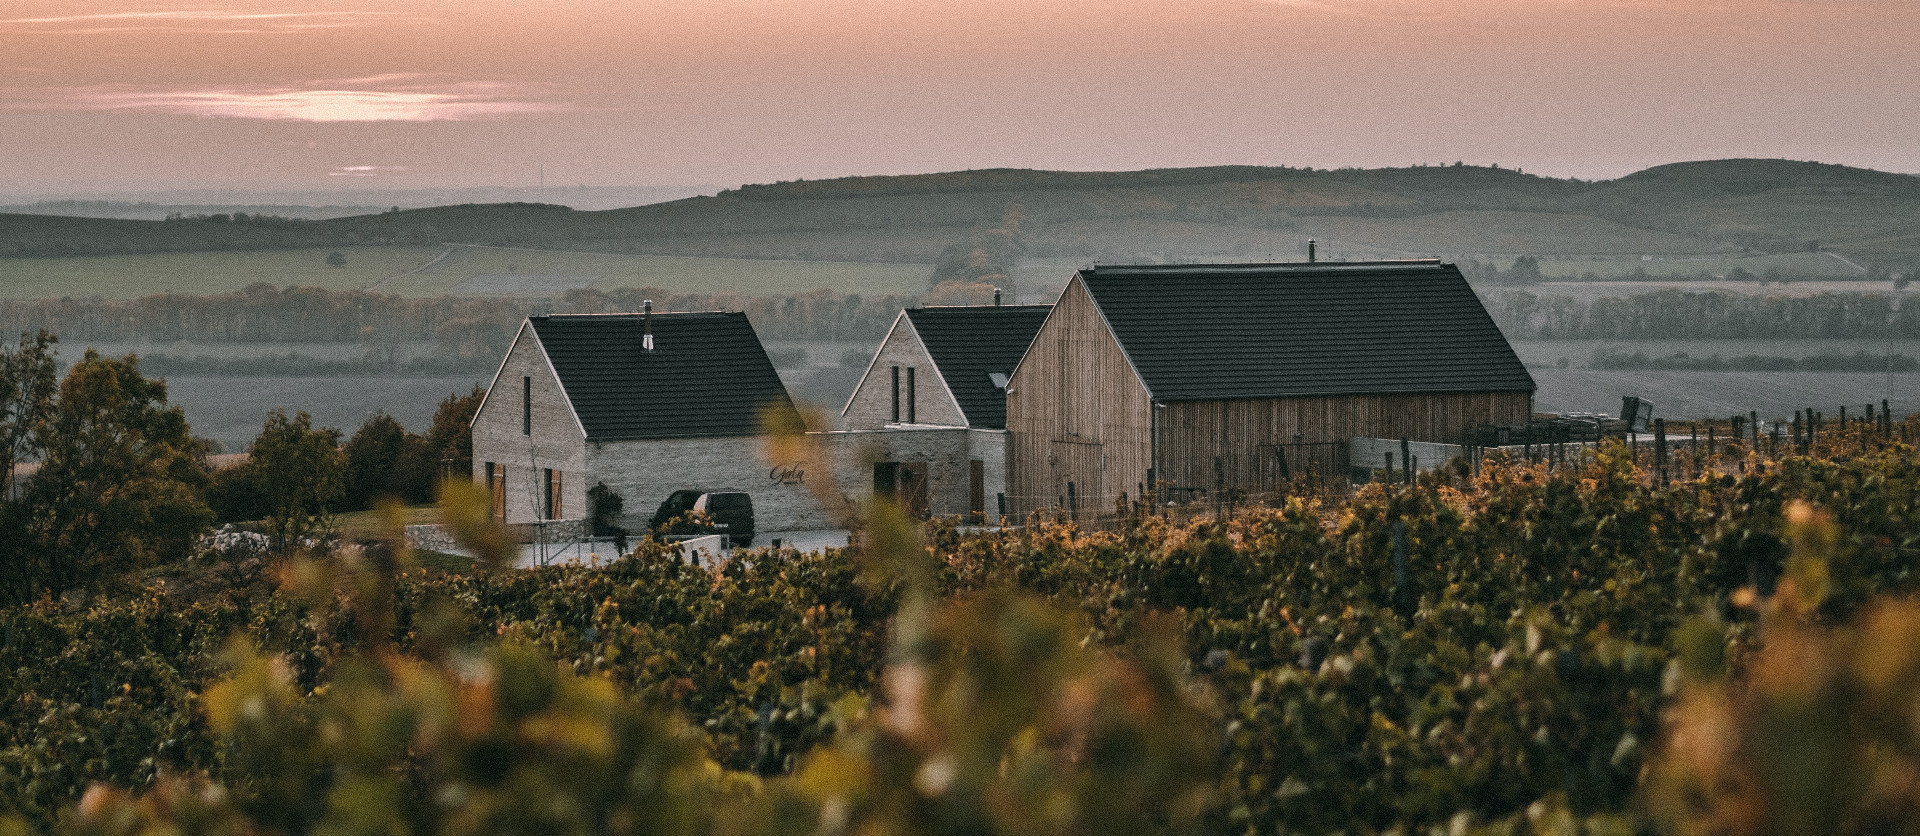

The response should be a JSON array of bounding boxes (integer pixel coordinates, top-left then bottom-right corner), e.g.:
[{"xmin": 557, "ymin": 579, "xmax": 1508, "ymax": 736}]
[
  {"xmin": 0, "ymin": 246, "xmax": 442, "ymax": 298},
  {"xmin": 0, "ymin": 244, "xmax": 933, "ymax": 300},
  {"xmin": 390, "ymin": 245, "xmax": 930, "ymax": 297},
  {"xmin": 165, "ymin": 374, "xmax": 484, "ymax": 451}
]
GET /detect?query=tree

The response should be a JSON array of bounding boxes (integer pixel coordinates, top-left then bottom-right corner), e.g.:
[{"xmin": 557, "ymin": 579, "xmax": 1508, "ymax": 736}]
[
  {"xmin": 0, "ymin": 331, "xmax": 57, "ymax": 501},
  {"xmin": 1505, "ymin": 255, "xmax": 1543, "ymax": 285},
  {"xmin": 12, "ymin": 350, "xmax": 211, "ymax": 601},
  {"xmin": 587, "ymin": 481, "xmax": 628, "ymax": 555},
  {"xmin": 248, "ymin": 409, "xmax": 344, "ymax": 550},
  {"xmin": 0, "ymin": 331, "xmax": 60, "ymax": 604},
  {"xmin": 342, "ymin": 412, "xmax": 432, "ymax": 510},
  {"xmin": 425, "ymin": 385, "xmax": 485, "ymax": 481}
]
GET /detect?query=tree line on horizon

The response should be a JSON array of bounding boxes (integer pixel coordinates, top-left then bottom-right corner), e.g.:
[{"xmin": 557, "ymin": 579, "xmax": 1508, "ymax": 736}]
[{"xmin": 1481, "ymin": 287, "xmax": 1920, "ymax": 341}]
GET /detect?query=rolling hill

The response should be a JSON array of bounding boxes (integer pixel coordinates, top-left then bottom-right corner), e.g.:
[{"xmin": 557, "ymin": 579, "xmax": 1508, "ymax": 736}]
[{"xmin": 2, "ymin": 159, "xmax": 1916, "ymax": 273}]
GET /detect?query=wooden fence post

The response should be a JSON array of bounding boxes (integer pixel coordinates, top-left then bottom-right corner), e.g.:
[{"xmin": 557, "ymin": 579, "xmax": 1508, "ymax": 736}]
[
  {"xmin": 1655, "ymin": 418, "xmax": 1668, "ymax": 486},
  {"xmin": 1391, "ymin": 520, "xmax": 1412, "ymax": 617},
  {"xmin": 1213, "ymin": 456, "xmax": 1224, "ymax": 521}
]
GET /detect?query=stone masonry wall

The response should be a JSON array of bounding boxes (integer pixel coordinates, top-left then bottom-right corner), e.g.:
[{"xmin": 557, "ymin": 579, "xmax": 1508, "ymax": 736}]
[
  {"xmin": 471, "ymin": 324, "xmax": 588, "ymax": 525},
  {"xmin": 588, "ymin": 435, "xmax": 835, "ymax": 537},
  {"xmin": 816, "ymin": 428, "xmax": 1008, "ymax": 520},
  {"xmin": 841, "ymin": 315, "xmax": 967, "ymax": 430}
]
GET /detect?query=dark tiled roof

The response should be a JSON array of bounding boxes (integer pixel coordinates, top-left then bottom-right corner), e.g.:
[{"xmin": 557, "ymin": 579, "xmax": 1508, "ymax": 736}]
[
  {"xmin": 1077, "ymin": 261, "xmax": 1535, "ymax": 401},
  {"xmin": 904, "ymin": 304, "xmax": 1052, "ymax": 429},
  {"xmin": 528, "ymin": 312, "xmax": 797, "ymax": 440}
]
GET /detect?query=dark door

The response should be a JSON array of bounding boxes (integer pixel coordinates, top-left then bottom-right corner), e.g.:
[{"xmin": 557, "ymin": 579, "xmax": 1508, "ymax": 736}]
[
  {"xmin": 873, "ymin": 462, "xmax": 898, "ymax": 502},
  {"xmin": 898, "ymin": 462, "xmax": 930, "ymax": 520},
  {"xmin": 968, "ymin": 459, "xmax": 985, "ymax": 524}
]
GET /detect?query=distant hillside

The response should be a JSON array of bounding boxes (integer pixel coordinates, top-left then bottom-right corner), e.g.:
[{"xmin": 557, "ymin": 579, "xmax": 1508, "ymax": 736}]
[
  {"xmin": 4, "ymin": 159, "xmax": 1918, "ymax": 271},
  {"xmin": 0, "ymin": 200, "xmax": 384, "ymax": 222}
]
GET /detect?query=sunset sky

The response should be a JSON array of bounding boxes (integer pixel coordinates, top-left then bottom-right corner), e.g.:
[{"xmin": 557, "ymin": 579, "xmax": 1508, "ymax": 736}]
[{"xmin": 3, "ymin": 0, "xmax": 1917, "ymax": 195}]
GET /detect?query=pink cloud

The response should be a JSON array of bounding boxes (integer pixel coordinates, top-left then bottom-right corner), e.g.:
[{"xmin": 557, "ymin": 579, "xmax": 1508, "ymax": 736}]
[
  {"xmin": 0, "ymin": 10, "xmax": 420, "ymax": 34},
  {"xmin": 329, "ymin": 165, "xmax": 406, "ymax": 177},
  {"xmin": 36, "ymin": 79, "xmax": 559, "ymax": 122}
]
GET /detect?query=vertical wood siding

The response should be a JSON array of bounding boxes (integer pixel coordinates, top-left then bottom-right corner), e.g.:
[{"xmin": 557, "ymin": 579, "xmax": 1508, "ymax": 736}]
[
  {"xmin": 1005, "ymin": 278, "xmax": 1153, "ymax": 516},
  {"xmin": 1156, "ymin": 391, "xmax": 1532, "ymax": 492}
]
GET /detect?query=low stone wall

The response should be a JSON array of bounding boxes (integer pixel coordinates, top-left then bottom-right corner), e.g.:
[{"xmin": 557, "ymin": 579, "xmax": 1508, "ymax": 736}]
[
  {"xmin": 406, "ymin": 519, "xmax": 587, "ymax": 551},
  {"xmin": 1348, "ymin": 437, "xmax": 1468, "ymax": 474}
]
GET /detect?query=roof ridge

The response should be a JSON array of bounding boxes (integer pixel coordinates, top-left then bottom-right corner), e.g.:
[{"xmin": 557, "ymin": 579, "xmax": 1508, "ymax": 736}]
[
  {"xmin": 535, "ymin": 309, "xmax": 741, "ymax": 318},
  {"xmin": 1085, "ymin": 259, "xmax": 1445, "ymax": 273},
  {"xmin": 909, "ymin": 303, "xmax": 1052, "ymax": 310}
]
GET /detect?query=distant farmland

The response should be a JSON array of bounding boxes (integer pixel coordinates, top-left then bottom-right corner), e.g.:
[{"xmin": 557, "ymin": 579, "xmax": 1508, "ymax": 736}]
[
  {"xmin": 385, "ymin": 245, "xmax": 931, "ymax": 297},
  {"xmin": 0, "ymin": 244, "xmax": 933, "ymax": 300},
  {"xmin": 0, "ymin": 247, "xmax": 442, "ymax": 298},
  {"xmin": 1530, "ymin": 368, "xmax": 1920, "ymax": 421}
]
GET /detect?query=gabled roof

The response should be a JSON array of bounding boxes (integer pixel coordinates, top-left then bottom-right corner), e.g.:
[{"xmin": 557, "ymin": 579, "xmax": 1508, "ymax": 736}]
[
  {"xmin": 527, "ymin": 312, "xmax": 797, "ymax": 440},
  {"xmin": 902, "ymin": 304, "xmax": 1052, "ymax": 429},
  {"xmin": 1075, "ymin": 261, "xmax": 1535, "ymax": 402}
]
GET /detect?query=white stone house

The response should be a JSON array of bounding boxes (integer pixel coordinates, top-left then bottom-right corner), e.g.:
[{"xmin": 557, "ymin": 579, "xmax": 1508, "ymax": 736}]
[
  {"xmin": 825, "ymin": 303, "xmax": 1051, "ymax": 522},
  {"xmin": 470, "ymin": 310, "xmax": 831, "ymax": 538}
]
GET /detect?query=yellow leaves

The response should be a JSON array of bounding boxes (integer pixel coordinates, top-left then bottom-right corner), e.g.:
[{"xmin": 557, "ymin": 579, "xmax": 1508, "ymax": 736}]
[
  {"xmin": 201, "ymin": 641, "xmax": 295, "ymax": 735},
  {"xmin": 435, "ymin": 478, "xmax": 516, "ymax": 571}
]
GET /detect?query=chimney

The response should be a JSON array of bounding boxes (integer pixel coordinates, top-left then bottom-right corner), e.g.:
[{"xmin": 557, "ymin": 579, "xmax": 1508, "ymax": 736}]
[
  {"xmin": 1307, "ymin": 239, "xmax": 1317, "ymax": 263},
  {"xmin": 642, "ymin": 299, "xmax": 654, "ymax": 350},
  {"xmin": 993, "ymin": 287, "xmax": 1002, "ymax": 306}
]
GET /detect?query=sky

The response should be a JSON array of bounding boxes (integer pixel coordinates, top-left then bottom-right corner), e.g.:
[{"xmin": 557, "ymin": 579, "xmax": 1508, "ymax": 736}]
[{"xmin": 2, "ymin": 0, "xmax": 1917, "ymax": 196}]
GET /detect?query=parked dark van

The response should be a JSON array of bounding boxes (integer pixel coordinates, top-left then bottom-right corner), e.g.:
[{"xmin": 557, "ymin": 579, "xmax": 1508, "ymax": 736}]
[
  {"xmin": 649, "ymin": 489, "xmax": 755, "ymax": 547},
  {"xmin": 694, "ymin": 491, "xmax": 755, "ymax": 546},
  {"xmin": 649, "ymin": 489, "xmax": 703, "ymax": 534}
]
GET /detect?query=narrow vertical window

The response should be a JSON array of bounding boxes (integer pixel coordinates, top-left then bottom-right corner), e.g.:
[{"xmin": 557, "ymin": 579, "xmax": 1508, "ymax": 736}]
[
  {"xmin": 890, "ymin": 366, "xmax": 900, "ymax": 422},
  {"xmin": 907, "ymin": 367, "xmax": 916, "ymax": 423},
  {"xmin": 542, "ymin": 468, "xmax": 557, "ymax": 520},
  {"xmin": 522, "ymin": 376, "xmax": 532, "ymax": 435}
]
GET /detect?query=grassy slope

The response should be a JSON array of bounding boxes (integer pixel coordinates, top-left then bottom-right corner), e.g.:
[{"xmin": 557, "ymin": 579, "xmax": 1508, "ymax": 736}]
[
  {"xmin": 0, "ymin": 245, "xmax": 932, "ymax": 300},
  {"xmin": 0, "ymin": 247, "xmax": 442, "ymax": 298}
]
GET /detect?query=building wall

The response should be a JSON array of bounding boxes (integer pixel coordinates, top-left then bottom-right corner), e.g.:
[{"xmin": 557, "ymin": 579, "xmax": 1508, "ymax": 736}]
[
  {"xmin": 817, "ymin": 428, "xmax": 1009, "ymax": 520},
  {"xmin": 841, "ymin": 314, "xmax": 967, "ymax": 430},
  {"xmin": 1004, "ymin": 277, "xmax": 1154, "ymax": 517},
  {"xmin": 587, "ymin": 435, "xmax": 835, "ymax": 536},
  {"xmin": 471, "ymin": 323, "xmax": 588, "ymax": 525},
  {"xmin": 1155, "ymin": 391, "xmax": 1533, "ymax": 492}
]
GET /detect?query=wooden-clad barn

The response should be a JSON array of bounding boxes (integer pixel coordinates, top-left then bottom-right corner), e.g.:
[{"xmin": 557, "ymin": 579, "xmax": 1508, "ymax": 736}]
[
  {"xmin": 1004, "ymin": 260, "xmax": 1535, "ymax": 516},
  {"xmin": 471, "ymin": 309, "xmax": 830, "ymax": 535}
]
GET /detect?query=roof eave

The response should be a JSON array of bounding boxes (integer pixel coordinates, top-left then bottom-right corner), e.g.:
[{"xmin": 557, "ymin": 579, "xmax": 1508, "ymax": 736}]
[
  {"xmin": 1151, "ymin": 385, "xmax": 1539, "ymax": 404},
  {"xmin": 842, "ymin": 311, "xmax": 908, "ymax": 418}
]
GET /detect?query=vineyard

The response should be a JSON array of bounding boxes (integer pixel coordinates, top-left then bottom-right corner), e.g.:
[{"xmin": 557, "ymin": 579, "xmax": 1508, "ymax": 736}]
[{"xmin": 3, "ymin": 421, "xmax": 1919, "ymax": 835}]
